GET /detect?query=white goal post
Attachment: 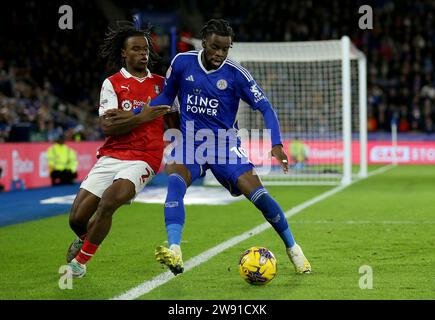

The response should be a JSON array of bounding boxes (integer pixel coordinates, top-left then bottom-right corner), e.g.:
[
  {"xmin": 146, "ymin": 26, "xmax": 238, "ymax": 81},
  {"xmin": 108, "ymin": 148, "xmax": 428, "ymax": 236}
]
[{"xmin": 185, "ymin": 36, "xmax": 367, "ymax": 186}]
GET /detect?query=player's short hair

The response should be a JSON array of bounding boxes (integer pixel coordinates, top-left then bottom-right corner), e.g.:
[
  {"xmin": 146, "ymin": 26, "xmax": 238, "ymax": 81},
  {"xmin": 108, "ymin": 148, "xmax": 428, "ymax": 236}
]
[
  {"xmin": 200, "ymin": 19, "xmax": 234, "ymax": 42},
  {"xmin": 100, "ymin": 21, "xmax": 159, "ymax": 69}
]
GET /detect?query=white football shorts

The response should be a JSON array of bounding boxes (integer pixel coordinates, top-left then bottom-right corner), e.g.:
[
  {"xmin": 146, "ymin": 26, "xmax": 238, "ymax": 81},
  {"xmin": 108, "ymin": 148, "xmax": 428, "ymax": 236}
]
[{"xmin": 80, "ymin": 156, "xmax": 155, "ymax": 198}]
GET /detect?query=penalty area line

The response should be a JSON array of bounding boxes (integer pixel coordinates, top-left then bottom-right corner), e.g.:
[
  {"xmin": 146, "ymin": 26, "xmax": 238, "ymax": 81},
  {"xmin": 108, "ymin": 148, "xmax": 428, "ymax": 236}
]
[{"xmin": 111, "ymin": 165, "xmax": 395, "ymax": 300}]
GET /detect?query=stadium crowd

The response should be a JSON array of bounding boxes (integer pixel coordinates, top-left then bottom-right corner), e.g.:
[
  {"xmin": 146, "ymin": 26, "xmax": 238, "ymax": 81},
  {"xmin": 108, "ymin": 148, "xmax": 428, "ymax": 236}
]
[
  {"xmin": 196, "ymin": 0, "xmax": 435, "ymax": 134},
  {"xmin": 1, "ymin": 0, "xmax": 434, "ymax": 142},
  {"xmin": 0, "ymin": 1, "xmax": 109, "ymax": 142}
]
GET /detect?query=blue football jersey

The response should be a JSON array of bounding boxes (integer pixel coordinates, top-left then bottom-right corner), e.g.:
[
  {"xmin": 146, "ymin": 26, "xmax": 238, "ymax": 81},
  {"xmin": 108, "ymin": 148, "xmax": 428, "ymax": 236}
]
[{"xmin": 153, "ymin": 50, "xmax": 271, "ymax": 145}]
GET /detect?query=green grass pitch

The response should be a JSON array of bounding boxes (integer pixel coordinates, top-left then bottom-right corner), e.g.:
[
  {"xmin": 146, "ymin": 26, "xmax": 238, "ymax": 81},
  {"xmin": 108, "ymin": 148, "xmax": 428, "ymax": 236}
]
[{"xmin": 1, "ymin": 165, "xmax": 434, "ymax": 300}]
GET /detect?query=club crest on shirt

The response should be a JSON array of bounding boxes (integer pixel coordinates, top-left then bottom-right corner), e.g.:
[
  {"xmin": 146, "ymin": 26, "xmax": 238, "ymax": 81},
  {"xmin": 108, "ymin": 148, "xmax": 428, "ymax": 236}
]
[
  {"xmin": 154, "ymin": 84, "xmax": 160, "ymax": 94},
  {"xmin": 193, "ymin": 88, "xmax": 201, "ymax": 94},
  {"xmin": 121, "ymin": 100, "xmax": 132, "ymax": 111},
  {"xmin": 216, "ymin": 79, "xmax": 227, "ymax": 90}
]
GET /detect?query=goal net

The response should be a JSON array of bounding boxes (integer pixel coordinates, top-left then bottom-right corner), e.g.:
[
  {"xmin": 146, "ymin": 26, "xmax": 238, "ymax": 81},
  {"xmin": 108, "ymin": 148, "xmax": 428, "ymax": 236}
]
[{"xmin": 186, "ymin": 36, "xmax": 367, "ymax": 186}]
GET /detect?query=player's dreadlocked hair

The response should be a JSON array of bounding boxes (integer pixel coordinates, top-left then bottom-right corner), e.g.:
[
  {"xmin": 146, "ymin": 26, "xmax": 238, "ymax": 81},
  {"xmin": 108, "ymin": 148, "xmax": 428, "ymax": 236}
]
[
  {"xmin": 100, "ymin": 21, "xmax": 159, "ymax": 69},
  {"xmin": 200, "ymin": 19, "xmax": 234, "ymax": 42}
]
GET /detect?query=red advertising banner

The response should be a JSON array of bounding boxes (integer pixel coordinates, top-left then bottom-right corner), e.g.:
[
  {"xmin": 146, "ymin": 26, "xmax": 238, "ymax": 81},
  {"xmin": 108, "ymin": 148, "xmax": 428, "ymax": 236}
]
[
  {"xmin": 1, "ymin": 140, "xmax": 434, "ymax": 191},
  {"xmin": 242, "ymin": 140, "xmax": 435, "ymax": 166},
  {"xmin": 0, "ymin": 142, "xmax": 101, "ymax": 191}
]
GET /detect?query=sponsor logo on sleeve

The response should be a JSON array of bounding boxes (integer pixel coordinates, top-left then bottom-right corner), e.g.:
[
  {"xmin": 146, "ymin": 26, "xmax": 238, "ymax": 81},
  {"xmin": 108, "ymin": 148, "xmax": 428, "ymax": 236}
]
[
  {"xmin": 250, "ymin": 84, "xmax": 265, "ymax": 103},
  {"xmin": 166, "ymin": 66, "xmax": 172, "ymax": 79}
]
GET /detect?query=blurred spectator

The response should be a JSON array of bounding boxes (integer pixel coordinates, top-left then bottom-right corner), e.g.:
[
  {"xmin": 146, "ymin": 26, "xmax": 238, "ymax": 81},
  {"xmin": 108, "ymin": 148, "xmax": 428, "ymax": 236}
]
[
  {"xmin": 398, "ymin": 105, "xmax": 410, "ymax": 132},
  {"xmin": 0, "ymin": 103, "xmax": 11, "ymax": 142},
  {"xmin": 0, "ymin": 167, "xmax": 4, "ymax": 192},
  {"xmin": 46, "ymin": 135, "xmax": 78, "ymax": 185},
  {"xmin": 367, "ymin": 108, "xmax": 378, "ymax": 132},
  {"xmin": 289, "ymin": 136, "xmax": 309, "ymax": 170}
]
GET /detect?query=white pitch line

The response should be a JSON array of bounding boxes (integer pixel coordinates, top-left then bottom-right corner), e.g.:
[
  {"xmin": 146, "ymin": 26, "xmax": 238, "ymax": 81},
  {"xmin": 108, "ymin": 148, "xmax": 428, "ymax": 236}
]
[
  {"xmin": 290, "ymin": 220, "xmax": 435, "ymax": 225},
  {"xmin": 111, "ymin": 165, "xmax": 395, "ymax": 300}
]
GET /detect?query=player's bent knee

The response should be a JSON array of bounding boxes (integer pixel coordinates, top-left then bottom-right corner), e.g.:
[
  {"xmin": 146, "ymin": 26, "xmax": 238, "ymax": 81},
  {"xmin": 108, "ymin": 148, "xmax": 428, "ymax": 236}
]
[
  {"xmin": 69, "ymin": 215, "xmax": 87, "ymax": 231},
  {"xmin": 69, "ymin": 203, "xmax": 86, "ymax": 223},
  {"xmin": 96, "ymin": 198, "xmax": 121, "ymax": 217}
]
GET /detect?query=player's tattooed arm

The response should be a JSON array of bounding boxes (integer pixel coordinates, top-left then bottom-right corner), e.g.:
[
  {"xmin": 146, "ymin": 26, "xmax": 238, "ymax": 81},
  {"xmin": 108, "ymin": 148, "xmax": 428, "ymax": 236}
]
[{"xmin": 100, "ymin": 97, "xmax": 170, "ymax": 136}]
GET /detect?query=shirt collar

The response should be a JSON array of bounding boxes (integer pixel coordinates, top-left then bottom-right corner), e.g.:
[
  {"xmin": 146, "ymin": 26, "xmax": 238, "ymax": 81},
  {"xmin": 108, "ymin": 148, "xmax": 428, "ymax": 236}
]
[
  {"xmin": 197, "ymin": 50, "xmax": 227, "ymax": 74},
  {"xmin": 120, "ymin": 67, "xmax": 152, "ymax": 81}
]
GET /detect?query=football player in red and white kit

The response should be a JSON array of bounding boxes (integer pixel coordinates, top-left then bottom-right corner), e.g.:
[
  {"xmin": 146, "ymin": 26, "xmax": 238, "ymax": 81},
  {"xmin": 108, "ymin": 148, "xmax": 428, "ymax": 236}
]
[{"xmin": 65, "ymin": 22, "xmax": 176, "ymax": 278}]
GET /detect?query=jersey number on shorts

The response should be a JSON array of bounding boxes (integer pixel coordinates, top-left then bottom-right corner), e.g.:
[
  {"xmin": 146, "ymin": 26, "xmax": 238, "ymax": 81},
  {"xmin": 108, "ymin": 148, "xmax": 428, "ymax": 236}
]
[{"xmin": 140, "ymin": 168, "xmax": 151, "ymax": 184}]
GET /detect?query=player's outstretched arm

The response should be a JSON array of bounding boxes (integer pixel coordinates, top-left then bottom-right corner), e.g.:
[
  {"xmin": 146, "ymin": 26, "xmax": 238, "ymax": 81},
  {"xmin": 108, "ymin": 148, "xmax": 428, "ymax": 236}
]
[
  {"xmin": 234, "ymin": 68, "xmax": 287, "ymax": 172},
  {"xmin": 101, "ymin": 97, "xmax": 170, "ymax": 136},
  {"xmin": 257, "ymin": 103, "xmax": 288, "ymax": 173}
]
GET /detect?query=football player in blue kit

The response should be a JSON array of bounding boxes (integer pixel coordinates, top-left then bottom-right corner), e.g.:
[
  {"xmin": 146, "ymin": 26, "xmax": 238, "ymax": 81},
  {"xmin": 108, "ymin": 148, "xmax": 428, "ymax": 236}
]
[{"xmin": 151, "ymin": 19, "xmax": 311, "ymax": 275}]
